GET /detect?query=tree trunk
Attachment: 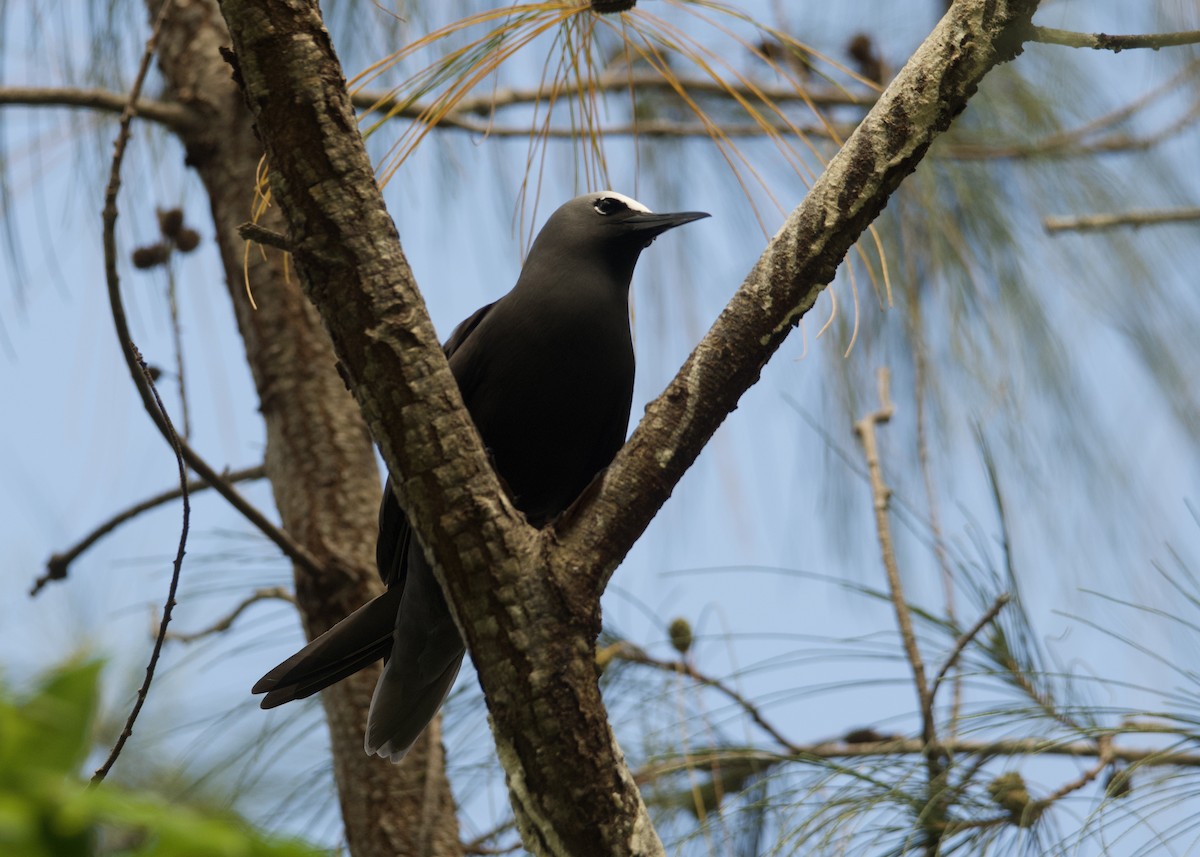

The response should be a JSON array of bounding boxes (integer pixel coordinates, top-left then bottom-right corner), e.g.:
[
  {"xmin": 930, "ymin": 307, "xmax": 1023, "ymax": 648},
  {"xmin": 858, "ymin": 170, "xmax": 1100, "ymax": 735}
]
[{"xmin": 148, "ymin": 1, "xmax": 461, "ymax": 854}]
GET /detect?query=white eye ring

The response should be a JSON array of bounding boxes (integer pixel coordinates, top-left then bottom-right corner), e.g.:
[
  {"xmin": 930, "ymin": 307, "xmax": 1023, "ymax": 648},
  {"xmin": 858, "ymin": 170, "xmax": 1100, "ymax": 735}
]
[
  {"xmin": 592, "ymin": 191, "xmax": 653, "ymax": 215},
  {"xmin": 593, "ymin": 197, "xmax": 628, "ymax": 216}
]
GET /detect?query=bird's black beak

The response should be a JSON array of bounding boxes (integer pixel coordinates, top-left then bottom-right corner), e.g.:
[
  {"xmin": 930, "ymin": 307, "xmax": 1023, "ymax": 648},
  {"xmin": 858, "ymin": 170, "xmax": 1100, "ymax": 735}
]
[{"xmin": 622, "ymin": 210, "xmax": 710, "ymax": 246}]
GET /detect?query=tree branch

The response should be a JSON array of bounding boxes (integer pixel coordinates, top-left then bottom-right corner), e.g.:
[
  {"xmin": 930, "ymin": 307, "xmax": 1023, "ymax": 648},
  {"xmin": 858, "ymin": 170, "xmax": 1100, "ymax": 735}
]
[
  {"xmin": 92, "ymin": 0, "xmax": 186, "ymax": 786},
  {"xmin": 164, "ymin": 586, "xmax": 295, "ymax": 643},
  {"xmin": 1031, "ymin": 25, "xmax": 1200, "ymax": 52},
  {"xmin": 854, "ymin": 369, "xmax": 934, "ymax": 737},
  {"xmin": 930, "ymin": 593, "xmax": 1011, "ymax": 699},
  {"xmin": 0, "ymin": 85, "xmax": 197, "ymax": 128},
  {"xmin": 33, "ymin": 465, "xmax": 265, "ymax": 596},
  {"xmin": 1044, "ymin": 207, "xmax": 1200, "ymax": 233},
  {"xmin": 635, "ymin": 736, "xmax": 1200, "ymax": 778},
  {"xmin": 351, "ymin": 74, "xmax": 875, "ymax": 118}
]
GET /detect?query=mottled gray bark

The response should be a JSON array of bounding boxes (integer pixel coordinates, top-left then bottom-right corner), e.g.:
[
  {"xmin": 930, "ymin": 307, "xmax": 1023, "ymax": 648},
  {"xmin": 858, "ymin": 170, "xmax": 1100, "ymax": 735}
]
[
  {"xmin": 148, "ymin": 1, "xmax": 461, "ymax": 855},
  {"xmin": 215, "ymin": 0, "xmax": 1040, "ymax": 854}
]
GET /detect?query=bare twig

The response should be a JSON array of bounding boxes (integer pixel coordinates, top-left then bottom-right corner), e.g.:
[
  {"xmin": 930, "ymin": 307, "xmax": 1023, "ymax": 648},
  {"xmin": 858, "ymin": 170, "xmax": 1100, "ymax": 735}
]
[
  {"xmin": 352, "ymin": 74, "xmax": 874, "ymax": 119},
  {"xmin": 400, "ymin": 117, "xmax": 847, "ymax": 140},
  {"xmin": 463, "ymin": 821, "xmax": 519, "ymax": 856},
  {"xmin": 854, "ymin": 369, "xmax": 933, "ymax": 734},
  {"xmin": 1031, "ymin": 25, "xmax": 1200, "ymax": 52},
  {"xmin": 1037, "ymin": 735, "xmax": 1114, "ymax": 806},
  {"xmin": 633, "ymin": 736, "xmax": 1200, "ymax": 783},
  {"xmin": 1044, "ymin": 207, "xmax": 1200, "ymax": 233},
  {"xmin": 237, "ymin": 221, "xmax": 293, "ymax": 252},
  {"xmin": 165, "ymin": 267, "xmax": 190, "ymax": 438},
  {"xmin": 0, "ymin": 85, "xmax": 197, "ymax": 128},
  {"xmin": 33, "ymin": 465, "xmax": 265, "ymax": 596},
  {"xmin": 163, "ymin": 586, "xmax": 295, "ymax": 643},
  {"xmin": 611, "ymin": 643, "xmax": 802, "ymax": 754},
  {"xmin": 930, "ymin": 593, "xmax": 1011, "ymax": 699},
  {"xmin": 855, "ymin": 367, "xmax": 946, "ymax": 853},
  {"xmin": 91, "ymin": 0, "xmax": 182, "ymax": 786}
]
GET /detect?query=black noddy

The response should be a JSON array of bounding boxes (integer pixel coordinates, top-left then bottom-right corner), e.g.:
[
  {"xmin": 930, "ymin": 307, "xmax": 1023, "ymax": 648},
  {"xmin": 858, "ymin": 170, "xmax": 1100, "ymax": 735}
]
[{"xmin": 252, "ymin": 191, "xmax": 709, "ymax": 760}]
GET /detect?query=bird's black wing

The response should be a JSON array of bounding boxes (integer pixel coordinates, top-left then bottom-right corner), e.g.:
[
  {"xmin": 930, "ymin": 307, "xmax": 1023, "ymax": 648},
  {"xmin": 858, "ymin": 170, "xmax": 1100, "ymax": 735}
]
[
  {"xmin": 254, "ymin": 299, "xmax": 499, "ymax": 710},
  {"xmin": 441, "ymin": 300, "xmax": 496, "ymax": 359},
  {"xmin": 374, "ymin": 299, "xmax": 497, "ymax": 588}
]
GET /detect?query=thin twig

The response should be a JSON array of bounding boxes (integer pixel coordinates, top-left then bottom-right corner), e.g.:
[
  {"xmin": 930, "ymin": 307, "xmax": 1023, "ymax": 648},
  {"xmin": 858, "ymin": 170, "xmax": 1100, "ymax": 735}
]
[
  {"xmin": 377, "ymin": 114, "xmax": 848, "ymax": 140},
  {"xmin": 854, "ymin": 369, "xmax": 934, "ymax": 735},
  {"xmin": 1031, "ymin": 25, "xmax": 1200, "ymax": 52},
  {"xmin": 930, "ymin": 593, "xmax": 1011, "ymax": 699},
  {"xmin": 33, "ymin": 465, "xmax": 265, "ymax": 596},
  {"xmin": 854, "ymin": 367, "xmax": 945, "ymax": 853},
  {"xmin": 632, "ymin": 736, "xmax": 1200, "ymax": 782},
  {"xmin": 237, "ymin": 221, "xmax": 293, "ymax": 252},
  {"xmin": 1043, "ymin": 207, "xmax": 1200, "ymax": 233},
  {"xmin": 1036, "ymin": 734, "xmax": 1113, "ymax": 806},
  {"xmin": 463, "ymin": 821, "xmax": 519, "ymax": 855},
  {"xmin": 352, "ymin": 74, "xmax": 874, "ymax": 118},
  {"xmin": 165, "ymin": 266, "xmax": 190, "ymax": 438},
  {"xmin": 91, "ymin": 1, "xmax": 181, "ymax": 786},
  {"xmin": 612, "ymin": 643, "xmax": 802, "ymax": 754},
  {"xmin": 164, "ymin": 586, "xmax": 295, "ymax": 643}
]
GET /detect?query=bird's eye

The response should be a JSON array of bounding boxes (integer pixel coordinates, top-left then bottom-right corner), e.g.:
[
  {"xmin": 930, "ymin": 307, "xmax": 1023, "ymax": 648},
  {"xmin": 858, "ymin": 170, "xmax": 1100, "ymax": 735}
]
[{"xmin": 593, "ymin": 197, "xmax": 627, "ymax": 216}]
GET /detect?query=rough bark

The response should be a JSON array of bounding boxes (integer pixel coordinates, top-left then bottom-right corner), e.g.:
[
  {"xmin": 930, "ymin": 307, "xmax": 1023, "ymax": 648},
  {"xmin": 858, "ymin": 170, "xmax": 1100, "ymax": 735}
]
[
  {"xmin": 148, "ymin": 1, "xmax": 461, "ymax": 855},
  {"xmin": 215, "ymin": 0, "xmax": 1041, "ymax": 854}
]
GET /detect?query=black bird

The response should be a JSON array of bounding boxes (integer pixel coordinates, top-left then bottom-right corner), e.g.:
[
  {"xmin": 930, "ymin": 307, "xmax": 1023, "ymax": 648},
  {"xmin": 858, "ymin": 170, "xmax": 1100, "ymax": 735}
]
[{"xmin": 253, "ymin": 191, "xmax": 708, "ymax": 760}]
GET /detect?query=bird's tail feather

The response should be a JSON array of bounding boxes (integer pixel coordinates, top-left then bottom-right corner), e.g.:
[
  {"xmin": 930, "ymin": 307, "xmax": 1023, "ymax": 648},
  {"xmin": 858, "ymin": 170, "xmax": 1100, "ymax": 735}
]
[
  {"xmin": 364, "ymin": 648, "xmax": 465, "ymax": 762},
  {"xmin": 252, "ymin": 587, "xmax": 402, "ymax": 708}
]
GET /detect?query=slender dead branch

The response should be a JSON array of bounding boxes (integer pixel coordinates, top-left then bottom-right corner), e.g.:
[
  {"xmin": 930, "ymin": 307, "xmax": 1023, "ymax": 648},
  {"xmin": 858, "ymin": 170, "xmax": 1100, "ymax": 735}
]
[
  {"xmin": 352, "ymin": 74, "xmax": 874, "ymax": 119},
  {"xmin": 165, "ymin": 268, "xmax": 191, "ymax": 438},
  {"xmin": 237, "ymin": 221, "xmax": 293, "ymax": 252},
  {"xmin": 634, "ymin": 736, "xmax": 1200, "ymax": 783},
  {"xmin": 462, "ymin": 821, "xmax": 518, "ymax": 856},
  {"xmin": 1031, "ymin": 25, "xmax": 1200, "ymax": 52},
  {"xmin": 0, "ymin": 85, "xmax": 197, "ymax": 128},
  {"xmin": 33, "ymin": 465, "xmax": 265, "ymax": 596},
  {"xmin": 164, "ymin": 585, "xmax": 295, "ymax": 643},
  {"xmin": 1044, "ymin": 207, "xmax": 1200, "ymax": 233},
  {"xmin": 1037, "ymin": 735, "xmax": 1114, "ymax": 806},
  {"xmin": 930, "ymin": 593, "xmax": 1011, "ymax": 699},
  {"xmin": 855, "ymin": 367, "xmax": 946, "ymax": 853},
  {"xmin": 367, "ymin": 116, "xmax": 848, "ymax": 140},
  {"xmin": 854, "ymin": 369, "xmax": 933, "ymax": 732},
  {"xmin": 92, "ymin": 0, "xmax": 183, "ymax": 786}
]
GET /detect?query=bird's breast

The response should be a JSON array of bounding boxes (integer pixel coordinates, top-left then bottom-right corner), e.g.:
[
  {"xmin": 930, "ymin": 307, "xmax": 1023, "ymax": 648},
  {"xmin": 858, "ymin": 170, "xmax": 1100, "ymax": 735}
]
[{"xmin": 451, "ymin": 296, "xmax": 635, "ymax": 524}]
